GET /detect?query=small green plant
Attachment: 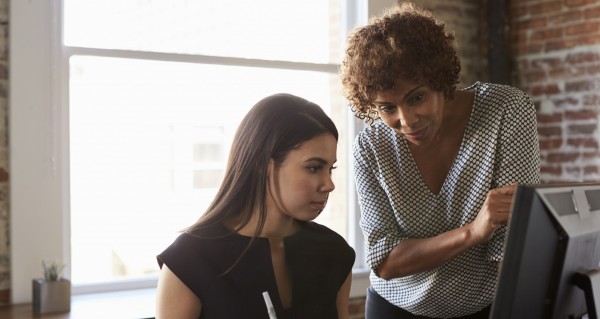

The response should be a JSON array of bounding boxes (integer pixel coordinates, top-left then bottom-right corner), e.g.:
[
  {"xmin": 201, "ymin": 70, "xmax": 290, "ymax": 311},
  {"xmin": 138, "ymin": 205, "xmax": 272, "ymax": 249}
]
[{"xmin": 42, "ymin": 260, "xmax": 65, "ymax": 281}]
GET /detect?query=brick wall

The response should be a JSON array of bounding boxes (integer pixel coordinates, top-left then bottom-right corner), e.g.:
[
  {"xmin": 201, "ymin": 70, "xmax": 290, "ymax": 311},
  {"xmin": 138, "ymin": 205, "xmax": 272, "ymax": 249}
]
[
  {"xmin": 414, "ymin": 0, "xmax": 489, "ymax": 87},
  {"xmin": 0, "ymin": 0, "xmax": 8, "ymax": 306},
  {"xmin": 510, "ymin": 0, "xmax": 600, "ymax": 182}
]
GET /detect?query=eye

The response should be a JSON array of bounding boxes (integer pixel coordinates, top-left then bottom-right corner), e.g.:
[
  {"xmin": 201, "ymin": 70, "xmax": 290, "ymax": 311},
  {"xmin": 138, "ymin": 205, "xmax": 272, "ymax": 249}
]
[
  {"xmin": 376, "ymin": 104, "xmax": 396, "ymax": 114},
  {"xmin": 408, "ymin": 92, "xmax": 425, "ymax": 105},
  {"xmin": 307, "ymin": 166, "xmax": 322, "ymax": 174}
]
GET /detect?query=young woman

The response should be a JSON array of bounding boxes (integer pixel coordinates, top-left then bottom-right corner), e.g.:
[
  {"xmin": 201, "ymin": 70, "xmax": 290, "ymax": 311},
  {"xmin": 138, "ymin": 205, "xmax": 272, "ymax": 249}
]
[
  {"xmin": 340, "ymin": 3, "xmax": 540, "ymax": 319},
  {"xmin": 155, "ymin": 93, "xmax": 355, "ymax": 319}
]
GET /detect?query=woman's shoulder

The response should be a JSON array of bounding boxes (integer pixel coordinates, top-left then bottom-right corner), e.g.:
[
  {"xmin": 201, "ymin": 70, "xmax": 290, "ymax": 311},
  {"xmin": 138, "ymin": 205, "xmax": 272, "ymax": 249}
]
[
  {"xmin": 469, "ymin": 81, "xmax": 531, "ymax": 104},
  {"xmin": 295, "ymin": 222, "xmax": 354, "ymax": 254},
  {"xmin": 354, "ymin": 120, "xmax": 399, "ymax": 150},
  {"xmin": 160, "ymin": 224, "xmax": 241, "ymax": 256},
  {"xmin": 301, "ymin": 221, "xmax": 345, "ymax": 239}
]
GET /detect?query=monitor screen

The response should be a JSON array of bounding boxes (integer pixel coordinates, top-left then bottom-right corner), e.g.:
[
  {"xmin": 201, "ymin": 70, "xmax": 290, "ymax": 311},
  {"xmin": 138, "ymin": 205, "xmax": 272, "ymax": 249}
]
[{"xmin": 490, "ymin": 182, "xmax": 600, "ymax": 319}]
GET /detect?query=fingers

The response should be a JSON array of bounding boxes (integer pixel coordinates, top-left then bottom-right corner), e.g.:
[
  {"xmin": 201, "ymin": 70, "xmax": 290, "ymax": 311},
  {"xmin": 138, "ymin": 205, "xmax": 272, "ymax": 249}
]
[{"xmin": 493, "ymin": 183, "xmax": 517, "ymax": 195}]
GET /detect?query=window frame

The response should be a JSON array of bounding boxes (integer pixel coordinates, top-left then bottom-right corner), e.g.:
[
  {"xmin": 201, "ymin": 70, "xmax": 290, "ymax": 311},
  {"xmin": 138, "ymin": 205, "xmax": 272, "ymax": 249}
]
[{"xmin": 9, "ymin": 0, "xmax": 384, "ymax": 303}]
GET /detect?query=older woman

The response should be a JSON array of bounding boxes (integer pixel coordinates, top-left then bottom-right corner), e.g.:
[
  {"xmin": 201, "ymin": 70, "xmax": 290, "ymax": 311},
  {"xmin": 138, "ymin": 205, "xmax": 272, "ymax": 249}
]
[{"xmin": 341, "ymin": 3, "xmax": 540, "ymax": 319}]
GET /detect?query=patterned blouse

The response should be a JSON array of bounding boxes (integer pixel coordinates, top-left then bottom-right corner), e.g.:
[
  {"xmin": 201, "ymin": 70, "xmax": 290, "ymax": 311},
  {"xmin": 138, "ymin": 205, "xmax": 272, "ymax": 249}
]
[{"xmin": 353, "ymin": 82, "xmax": 541, "ymax": 317}]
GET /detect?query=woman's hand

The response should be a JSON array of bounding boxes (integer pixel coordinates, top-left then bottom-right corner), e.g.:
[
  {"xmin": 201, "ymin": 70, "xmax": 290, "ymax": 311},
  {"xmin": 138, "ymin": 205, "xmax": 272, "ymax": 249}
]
[{"xmin": 470, "ymin": 183, "xmax": 517, "ymax": 243}]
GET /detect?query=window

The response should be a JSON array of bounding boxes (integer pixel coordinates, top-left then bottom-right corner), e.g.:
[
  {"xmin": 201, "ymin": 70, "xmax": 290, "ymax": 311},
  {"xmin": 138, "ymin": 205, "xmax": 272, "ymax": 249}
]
[{"xmin": 10, "ymin": 0, "xmax": 371, "ymax": 302}]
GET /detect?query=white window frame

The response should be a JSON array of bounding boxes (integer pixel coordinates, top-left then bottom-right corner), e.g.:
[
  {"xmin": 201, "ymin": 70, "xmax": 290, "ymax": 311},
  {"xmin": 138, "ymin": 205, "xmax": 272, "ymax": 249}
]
[{"xmin": 9, "ymin": 0, "xmax": 396, "ymax": 303}]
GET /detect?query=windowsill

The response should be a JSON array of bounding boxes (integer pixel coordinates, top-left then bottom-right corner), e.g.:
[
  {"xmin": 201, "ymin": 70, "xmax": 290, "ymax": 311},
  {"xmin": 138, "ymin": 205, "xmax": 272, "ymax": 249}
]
[
  {"xmin": 0, "ymin": 288, "xmax": 156, "ymax": 319},
  {"xmin": 0, "ymin": 271, "xmax": 369, "ymax": 319}
]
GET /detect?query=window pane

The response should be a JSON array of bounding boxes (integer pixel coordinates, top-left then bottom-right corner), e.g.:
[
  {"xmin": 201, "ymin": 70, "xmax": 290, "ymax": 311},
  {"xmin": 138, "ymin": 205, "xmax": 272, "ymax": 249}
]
[
  {"xmin": 64, "ymin": 0, "xmax": 342, "ymax": 64},
  {"xmin": 69, "ymin": 56, "xmax": 347, "ymax": 285}
]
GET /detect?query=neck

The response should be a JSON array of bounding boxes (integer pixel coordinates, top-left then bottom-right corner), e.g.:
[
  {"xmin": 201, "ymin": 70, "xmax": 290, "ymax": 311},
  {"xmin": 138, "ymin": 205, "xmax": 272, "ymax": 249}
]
[{"xmin": 227, "ymin": 208, "xmax": 300, "ymax": 239}]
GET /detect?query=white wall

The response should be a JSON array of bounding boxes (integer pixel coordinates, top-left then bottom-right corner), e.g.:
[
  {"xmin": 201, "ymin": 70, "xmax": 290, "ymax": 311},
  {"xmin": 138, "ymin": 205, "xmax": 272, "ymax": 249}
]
[{"xmin": 9, "ymin": 0, "xmax": 69, "ymax": 303}]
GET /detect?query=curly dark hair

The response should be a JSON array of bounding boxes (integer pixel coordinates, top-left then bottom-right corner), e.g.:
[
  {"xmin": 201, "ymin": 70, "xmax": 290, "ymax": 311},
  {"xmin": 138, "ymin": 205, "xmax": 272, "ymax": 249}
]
[{"xmin": 340, "ymin": 2, "xmax": 461, "ymax": 123}]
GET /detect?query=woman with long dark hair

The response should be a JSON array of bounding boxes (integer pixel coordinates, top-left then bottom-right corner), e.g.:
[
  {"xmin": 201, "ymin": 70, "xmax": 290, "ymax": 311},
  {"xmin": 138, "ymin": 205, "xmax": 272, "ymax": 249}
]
[{"xmin": 156, "ymin": 93, "xmax": 355, "ymax": 319}]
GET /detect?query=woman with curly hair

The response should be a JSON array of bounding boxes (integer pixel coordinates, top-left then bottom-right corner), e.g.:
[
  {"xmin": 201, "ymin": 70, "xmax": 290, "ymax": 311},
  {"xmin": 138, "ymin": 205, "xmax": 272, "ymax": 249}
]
[{"xmin": 341, "ymin": 3, "xmax": 540, "ymax": 319}]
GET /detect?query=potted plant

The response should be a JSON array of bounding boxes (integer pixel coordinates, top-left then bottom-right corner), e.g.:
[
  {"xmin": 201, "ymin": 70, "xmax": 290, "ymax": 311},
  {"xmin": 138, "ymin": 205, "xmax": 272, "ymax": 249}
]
[{"xmin": 32, "ymin": 260, "xmax": 71, "ymax": 314}]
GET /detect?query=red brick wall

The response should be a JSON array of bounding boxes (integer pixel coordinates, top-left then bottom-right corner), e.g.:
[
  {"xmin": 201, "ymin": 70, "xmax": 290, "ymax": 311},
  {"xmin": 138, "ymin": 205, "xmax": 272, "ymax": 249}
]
[{"xmin": 510, "ymin": 0, "xmax": 600, "ymax": 182}]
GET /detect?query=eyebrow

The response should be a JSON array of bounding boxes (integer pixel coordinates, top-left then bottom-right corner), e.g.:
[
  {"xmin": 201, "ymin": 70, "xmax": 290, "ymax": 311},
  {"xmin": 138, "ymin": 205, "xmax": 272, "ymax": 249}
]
[
  {"xmin": 374, "ymin": 84, "xmax": 424, "ymax": 105},
  {"xmin": 305, "ymin": 157, "xmax": 337, "ymax": 165}
]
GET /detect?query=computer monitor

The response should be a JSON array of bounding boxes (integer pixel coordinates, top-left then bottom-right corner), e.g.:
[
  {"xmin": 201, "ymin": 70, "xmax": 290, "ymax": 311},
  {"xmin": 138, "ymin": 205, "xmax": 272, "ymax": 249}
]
[{"xmin": 490, "ymin": 182, "xmax": 600, "ymax": 319}]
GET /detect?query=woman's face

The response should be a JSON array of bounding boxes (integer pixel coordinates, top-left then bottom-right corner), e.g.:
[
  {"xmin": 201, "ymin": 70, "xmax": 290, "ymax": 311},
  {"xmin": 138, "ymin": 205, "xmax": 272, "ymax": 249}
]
[
  {"xmin": 372, "ymin": 77, "xmax": 446, "ymax": 146},
  {"xmin": 267, "ymin": 133, "xmax": 337, "ymax": 222}
]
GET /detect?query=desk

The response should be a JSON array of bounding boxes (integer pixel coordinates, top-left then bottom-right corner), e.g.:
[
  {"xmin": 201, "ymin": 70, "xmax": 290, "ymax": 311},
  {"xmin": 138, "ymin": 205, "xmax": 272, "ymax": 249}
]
[{"xmin": 0, "ymin": 288, "xmax": 156, "ymax": 319}]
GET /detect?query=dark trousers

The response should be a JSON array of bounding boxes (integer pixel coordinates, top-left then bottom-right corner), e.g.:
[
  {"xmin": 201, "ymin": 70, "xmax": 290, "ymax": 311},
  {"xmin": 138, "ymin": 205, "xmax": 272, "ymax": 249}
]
[{"xmin": 365, "ymin": 287, "xmax": 491, "ymax": 319}]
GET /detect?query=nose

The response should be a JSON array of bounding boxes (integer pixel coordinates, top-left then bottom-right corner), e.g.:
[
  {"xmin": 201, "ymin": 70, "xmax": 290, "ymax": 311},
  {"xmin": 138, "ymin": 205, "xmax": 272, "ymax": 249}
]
[
  {"xmin": 398, "ymin": 108, "xmax": 419, "ymax": 128},
  {"xmin": 320, "ymin": 174, "xmax": 335, "ymax": 193}
]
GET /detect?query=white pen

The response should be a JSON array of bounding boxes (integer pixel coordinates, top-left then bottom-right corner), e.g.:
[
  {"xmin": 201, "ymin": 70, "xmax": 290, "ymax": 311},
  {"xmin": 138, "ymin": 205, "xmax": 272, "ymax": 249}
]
[{"xmin": 262, "ymin": 291, "xmax": 278, "ymax": 319}]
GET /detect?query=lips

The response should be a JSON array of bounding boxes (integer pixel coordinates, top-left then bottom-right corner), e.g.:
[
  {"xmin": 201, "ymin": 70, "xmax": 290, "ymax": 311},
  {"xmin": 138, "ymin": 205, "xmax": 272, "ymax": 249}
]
[
  {"xmin": 402, "ymin": 126, "xmax": 427, "ymax": 141},
  {"xmin": 311, "ymin": 201, "xmax": 327, "ymax": 211}
]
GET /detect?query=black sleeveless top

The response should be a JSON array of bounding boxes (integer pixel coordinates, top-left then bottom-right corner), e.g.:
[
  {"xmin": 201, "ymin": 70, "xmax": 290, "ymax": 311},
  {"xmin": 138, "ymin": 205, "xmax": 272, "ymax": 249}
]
[{"xmin": 157, "ymin": 221, "xmax": 355, "ymax": 319}]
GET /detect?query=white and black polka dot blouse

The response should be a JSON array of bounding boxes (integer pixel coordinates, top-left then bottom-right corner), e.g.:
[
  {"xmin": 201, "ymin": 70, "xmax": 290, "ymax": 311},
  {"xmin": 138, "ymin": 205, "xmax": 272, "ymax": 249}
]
[{"xmin": 353, "ymin": 82, "xmax": 541, "ymax": 318}]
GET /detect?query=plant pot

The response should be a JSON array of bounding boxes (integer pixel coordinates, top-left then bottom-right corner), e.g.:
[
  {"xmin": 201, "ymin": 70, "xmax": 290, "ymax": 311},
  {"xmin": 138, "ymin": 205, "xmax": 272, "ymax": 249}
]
[{"xmin": 32, "ymin": 278, "xmax": 71, "ymax": 314}]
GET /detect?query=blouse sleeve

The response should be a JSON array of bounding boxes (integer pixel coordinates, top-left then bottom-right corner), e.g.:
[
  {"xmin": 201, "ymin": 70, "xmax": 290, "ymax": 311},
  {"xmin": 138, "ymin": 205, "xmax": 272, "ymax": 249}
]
[
  {"xmin": 353, "ymin": 133, "xmax": 405, "ymax": 275},
  {"xmin": 487, "ymin": 88, "xmax": 541, "ymax": 261}
]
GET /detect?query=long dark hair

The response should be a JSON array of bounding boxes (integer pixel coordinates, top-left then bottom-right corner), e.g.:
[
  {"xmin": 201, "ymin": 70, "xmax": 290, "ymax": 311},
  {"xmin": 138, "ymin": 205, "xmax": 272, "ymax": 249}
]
[{"xmin": 186, "ymin": 93, "xmax": 338, "ymax": 239}]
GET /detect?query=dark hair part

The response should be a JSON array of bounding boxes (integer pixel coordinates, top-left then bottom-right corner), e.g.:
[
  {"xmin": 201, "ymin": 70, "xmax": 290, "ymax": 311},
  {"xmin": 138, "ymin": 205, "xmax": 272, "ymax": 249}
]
[
  {"xmin": 186, "ymin": 93, "xmax": 338, "ymax": 237},
  {"xmin": 341, "ymin": 2, "xmax": 461, "ymax": 123}
]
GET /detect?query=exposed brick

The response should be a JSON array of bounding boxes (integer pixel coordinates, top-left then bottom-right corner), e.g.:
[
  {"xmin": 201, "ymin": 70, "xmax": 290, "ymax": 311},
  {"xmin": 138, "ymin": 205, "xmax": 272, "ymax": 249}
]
[
  {"xmin": 568, "ymin": 123, "xmax": 598, "ymax": 134},
  {"xmin": 510, "ymin": 5, "xmax": 529, "ymax": 18},
  {"xmin": 519, "ymin": 43, "xmax": 545, "ymax": 55},
  {"xmin": 538, "ymin": 126, "xmax": 562, "ymax": 137},
  {"xmin": 528, "ymin": 1, "xmax": 562, "ymax": 16},
  {"xmin": 565, "ymin": 109, "xmax": 598, "ymax": 120},
  {"xmin": 549, "ymin": 10, "xmax": 583, "ymax": 25},
  {"xmin": 545, "ymin": 38, "xmax": 580, "ymax": 51},
  {"xmin": 539, "ymin": 138, "xmax": 563, "ymax": 149},
  {"xmin": 546, "ymin": 152, "xmax": 580, "ymax": 163},
  {"xmin": 564, "ymin": 0, "xmax": 600, "ymax": 7},
  {"xmin": 584, "ymin": 165, "xmax": 599, "ymax": 175},
  {"xmin": 584, "ymin": 5, "xmax": 600, "ymax": 19},
  {"xmin": 587, "ymin": 65, "xmax": 600, "ymax": 76},
  {"xmin": 537, "ymin": 112, "xmax": 563, "ymax": 123},
  {"xmin": 565, "ymin": 166, "xmax": 582, "ymax": 175},
  {"xmin": 578, "ymin": 33, "xmax": 600, "ymax": 46},
  {"xmin": 549, "ymin": 66, "xmax": 586, "ymax": 78},
  {"xmin": 565, "ymin": 79, "xmax": 597, "ymax": 92},
  {"xmin": 553, "ymin": 97, "xmax": 580, "ymax": 108},
  {"xmin": 531, "ymin": 27, "xmax": 564, "ymax": 42},
  {"xmin": 566, "ymin": 51, "xmax": 600, "ymax": 64},
  {"xmin": 530, "ymin": 83, "xmax": 561, "ymax": 96},
  {"xmin": 583, "ymin": 151, "xmax": 600, "ymax": 160},
  {"xmin": 531, "ymin": 57, "xmax": 563, "ymax": 69},
  {"xmin": 523, "ymin": 70, "xmax": 547, "ymax": 83},
  {"xmin": 567, "ymin": 137, "xmax": 599, "ymax": 148},
  {"xmin": 583, "ymin": 94, "xmax": 600, "ymax": 105},
  {"xmin": 515, "ymin": 16, "xmax": 548, "ymax": 30},
  {"xmin": 565, "ymin": 21, "xmax": 600, "ymax": 36},
  {"xmin": 540, "ymin": 165, "xmax": 562, "ymax": 175}
]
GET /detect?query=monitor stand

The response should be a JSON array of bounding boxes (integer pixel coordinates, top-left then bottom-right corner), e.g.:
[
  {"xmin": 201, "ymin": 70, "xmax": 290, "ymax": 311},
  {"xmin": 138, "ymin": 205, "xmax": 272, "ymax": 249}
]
[{"xmin": 574, "ymin": 269, "xmax": 600, "ymax": 319}]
